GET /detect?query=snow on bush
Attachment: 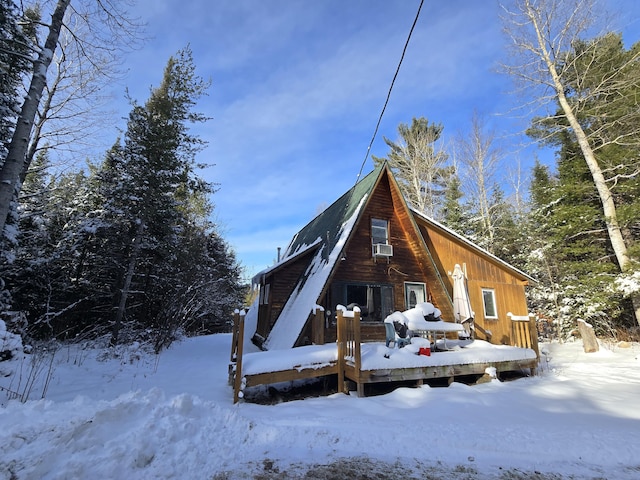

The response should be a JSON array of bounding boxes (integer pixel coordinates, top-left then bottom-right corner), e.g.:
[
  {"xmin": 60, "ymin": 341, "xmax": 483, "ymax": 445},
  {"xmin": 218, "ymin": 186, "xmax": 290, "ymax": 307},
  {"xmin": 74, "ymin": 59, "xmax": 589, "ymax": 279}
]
[
  {"xmin": 615, "ymin": 270, "xmax": 640, "ymax": 297},
  {"xmin": 0, "ymin": 318, "xmax": 24, "ymax": 377}
]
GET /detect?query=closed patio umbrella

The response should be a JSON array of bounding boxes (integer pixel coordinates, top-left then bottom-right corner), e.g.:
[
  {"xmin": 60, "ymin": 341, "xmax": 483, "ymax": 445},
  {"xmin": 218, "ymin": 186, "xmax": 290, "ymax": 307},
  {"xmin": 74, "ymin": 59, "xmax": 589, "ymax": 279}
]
[{"xmin": 452, "ymin": 263, "xmax": 474, "ymax": 338}]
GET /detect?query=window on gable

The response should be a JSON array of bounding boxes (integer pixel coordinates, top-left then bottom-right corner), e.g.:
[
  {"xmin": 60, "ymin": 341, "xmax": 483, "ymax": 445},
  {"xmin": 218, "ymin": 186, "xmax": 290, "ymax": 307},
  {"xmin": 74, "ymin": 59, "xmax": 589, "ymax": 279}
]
[
  {"xmin": 259, "ymin": 283, "xmax": 270, "ymax": 305},
  {"xmin": 482, "ymin": 288, "xmax": 498, "ymax": 319},
  {"xmin": 371, "ymin": 218, "xmax": 389, "ymax": 245}
]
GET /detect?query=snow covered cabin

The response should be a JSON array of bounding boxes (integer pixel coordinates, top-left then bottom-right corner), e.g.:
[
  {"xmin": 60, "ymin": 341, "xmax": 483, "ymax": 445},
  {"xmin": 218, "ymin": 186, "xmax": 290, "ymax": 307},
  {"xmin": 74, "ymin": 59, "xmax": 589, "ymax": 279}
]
[{"xmin": 249, "ymin": 163, "xmax": 535, "ymax": 352}]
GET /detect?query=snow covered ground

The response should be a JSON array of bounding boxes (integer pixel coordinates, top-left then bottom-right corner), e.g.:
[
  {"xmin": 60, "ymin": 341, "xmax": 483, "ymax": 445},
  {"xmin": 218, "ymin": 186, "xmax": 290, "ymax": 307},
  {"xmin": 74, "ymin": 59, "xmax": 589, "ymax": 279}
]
[{"xmin": 1, "ymin": 332, "xmax": 640, "ymax": 479}]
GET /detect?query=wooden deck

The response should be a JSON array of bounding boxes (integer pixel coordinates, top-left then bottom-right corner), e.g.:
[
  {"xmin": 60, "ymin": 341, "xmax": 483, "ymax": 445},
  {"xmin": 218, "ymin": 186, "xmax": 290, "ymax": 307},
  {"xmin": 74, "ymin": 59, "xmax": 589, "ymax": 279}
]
[{"xmin": 229, "ymin": 309, "xmax": 539, "ymax": 403}]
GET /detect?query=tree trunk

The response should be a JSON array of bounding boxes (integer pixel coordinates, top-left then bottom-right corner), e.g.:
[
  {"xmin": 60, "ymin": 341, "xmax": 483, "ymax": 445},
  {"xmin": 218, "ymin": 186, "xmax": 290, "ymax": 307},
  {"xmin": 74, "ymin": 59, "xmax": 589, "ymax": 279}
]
[
  {"xmin": 110, "ymin": 220, "xmax": 144, "ymax": 346},
  {"xmin": 530, "ymin": 9, "xmax": 640, "ymax": 327},
  {"xmin": 0, "ymin": 0, "xmax": 71, "ymax": 237}
]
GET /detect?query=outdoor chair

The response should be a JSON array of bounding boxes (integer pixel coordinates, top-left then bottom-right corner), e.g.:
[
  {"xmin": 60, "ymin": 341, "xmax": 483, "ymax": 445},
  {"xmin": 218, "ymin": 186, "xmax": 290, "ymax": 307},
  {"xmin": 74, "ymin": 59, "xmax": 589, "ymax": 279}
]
[{"xmin": 384, "ymin": 321, "xmax": 411, "ymax": 348}]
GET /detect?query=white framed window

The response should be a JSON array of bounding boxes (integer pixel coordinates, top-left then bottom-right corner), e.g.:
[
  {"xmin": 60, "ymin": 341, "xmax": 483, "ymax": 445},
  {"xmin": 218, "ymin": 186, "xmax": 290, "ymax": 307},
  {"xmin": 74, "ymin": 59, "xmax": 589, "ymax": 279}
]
[
  {"xmin": 481, "ymin": 288, "xmax": 498, "ymax": 319},
  {"xmin": 371, "ymin": 218, "xmax": 389, "ymax": 245},
  {"xmin": 404, "ymin": 282, "xmax": 426, "ymax": 309}
]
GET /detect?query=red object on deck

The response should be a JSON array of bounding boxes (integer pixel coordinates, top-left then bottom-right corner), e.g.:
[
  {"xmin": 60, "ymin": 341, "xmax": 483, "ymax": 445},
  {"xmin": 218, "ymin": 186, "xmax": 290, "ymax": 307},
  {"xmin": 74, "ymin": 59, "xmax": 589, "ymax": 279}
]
[{"xmin": 419, "ymin": 347, "xmax": 431, "ymax": 356}]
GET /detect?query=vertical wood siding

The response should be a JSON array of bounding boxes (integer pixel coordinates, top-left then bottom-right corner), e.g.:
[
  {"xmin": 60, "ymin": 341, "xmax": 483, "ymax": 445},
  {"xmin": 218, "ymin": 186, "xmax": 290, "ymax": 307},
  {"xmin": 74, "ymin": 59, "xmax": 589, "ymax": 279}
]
[
  {"xmin": 418, "ymin": 220, "xmax": 530, "ymax": 345},
  {"xmin": 330, "ymin": 173, "xmax": 454, "ymax": 323}
]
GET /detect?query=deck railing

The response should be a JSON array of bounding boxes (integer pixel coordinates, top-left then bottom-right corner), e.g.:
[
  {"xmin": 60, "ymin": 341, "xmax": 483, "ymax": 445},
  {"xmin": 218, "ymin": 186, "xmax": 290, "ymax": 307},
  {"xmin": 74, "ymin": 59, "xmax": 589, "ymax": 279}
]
[
  {"xmin": 336, "ymin": 307, "xmax": 362, "ymax": 394},
  {"xmin": 508, "ymin": 312, "xmax": 539, "ymax": 355},
  {"xmin": 229, "ymin": 308, "xmax": 538, "ymax": 402}
]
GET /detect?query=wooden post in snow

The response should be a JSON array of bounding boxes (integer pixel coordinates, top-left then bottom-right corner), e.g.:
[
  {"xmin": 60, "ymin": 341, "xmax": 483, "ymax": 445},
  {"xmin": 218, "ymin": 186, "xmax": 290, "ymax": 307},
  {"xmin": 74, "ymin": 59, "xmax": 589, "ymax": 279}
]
[
  {"xmin": 232, "ymin": 311, "xmax": 246, "ymax": 403},
  {"xmin": 336, "ymin": 308, "xmax": 346, "ymax": 394},
  {"xmin": 311, "ymin": 305, "xmax": 325, "ymax": 345}
]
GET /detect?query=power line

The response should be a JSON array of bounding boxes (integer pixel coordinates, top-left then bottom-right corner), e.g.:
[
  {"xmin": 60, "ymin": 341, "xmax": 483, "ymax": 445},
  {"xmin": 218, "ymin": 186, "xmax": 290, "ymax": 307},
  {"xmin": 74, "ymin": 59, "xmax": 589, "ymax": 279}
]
[{"xmin": 355, "ymin": 0, "xmax": 424, "ymax": 183}]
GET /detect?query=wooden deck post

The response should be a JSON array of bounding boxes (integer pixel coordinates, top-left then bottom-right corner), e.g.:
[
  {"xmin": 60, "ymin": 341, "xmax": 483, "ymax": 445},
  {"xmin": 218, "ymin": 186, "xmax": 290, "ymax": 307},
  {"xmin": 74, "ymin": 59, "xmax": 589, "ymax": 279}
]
[
  {"xmin": 336, "ymin": 309, "xmax": 346, "ymax": 393},
  {"xmin": 230, "ymin": 310, "xmax": 240, "ymax": 364},
  {"xmin": 228, "ymin": 311, "xmax": 239, "ymax": 386},
  {"xmin": 528, "ymin": 314, "xmax": 540, "ymax": 357},
  {"xmin": 336, "ymin": 307, "xmax": 364, "ymax": 396},
  {"xmin": 231, "ymin": 310, "xmax": 245, "ymax": 403},
  {"xmin": 311, "ymin": 305, "xmax": 325, "ymax": 345},
  {"xmin": 352, "ymin": 310, "xmax": 363, "ymax": 397}
]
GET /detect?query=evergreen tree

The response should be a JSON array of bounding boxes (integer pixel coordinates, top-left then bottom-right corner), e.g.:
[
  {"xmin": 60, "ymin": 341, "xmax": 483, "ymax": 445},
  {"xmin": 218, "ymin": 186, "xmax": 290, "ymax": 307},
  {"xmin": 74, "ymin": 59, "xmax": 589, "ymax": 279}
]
[
  {"xmin": 3, "ymin": 46, "xmax": 244, "ymax": 348},
  {"xmin": 503, "ymin": 0, "xmax": 640, "ymax": 326},
  {"xmin": 527, "ymin": 33, "xmax": 640, "ymax": 334},
  {"xmin": 0, "ymin": 1, "xmax": 39, "ymax": 260},
  {"xmin": 440, "ymin": 169, "xmax": 469, "ymax": 233},
  {"xmin": 372, "ymin": 117, "xmax": 449, "ymax": 219},
  {"xmin": 95, "ymin": 47, "xmax": 212, "ymax": 344},
  {"xmin": 1, "ymin": 0, "xmax": 33, "ymax": 161}
]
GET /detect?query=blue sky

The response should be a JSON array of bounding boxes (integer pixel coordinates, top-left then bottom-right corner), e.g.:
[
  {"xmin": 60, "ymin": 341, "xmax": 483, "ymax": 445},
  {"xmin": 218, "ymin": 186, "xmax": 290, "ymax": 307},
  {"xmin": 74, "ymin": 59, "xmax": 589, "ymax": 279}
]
[{"xmin": 107, "ymin": 0, "xmax": 640, "ymax": 281}]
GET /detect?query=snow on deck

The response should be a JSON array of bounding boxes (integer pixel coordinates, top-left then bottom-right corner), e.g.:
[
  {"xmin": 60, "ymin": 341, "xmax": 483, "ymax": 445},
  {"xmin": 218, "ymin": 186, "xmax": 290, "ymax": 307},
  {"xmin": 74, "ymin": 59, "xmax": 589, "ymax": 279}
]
[{"xmin": 241, "ymin": 339, "xmax": 537, "ymax": 377}]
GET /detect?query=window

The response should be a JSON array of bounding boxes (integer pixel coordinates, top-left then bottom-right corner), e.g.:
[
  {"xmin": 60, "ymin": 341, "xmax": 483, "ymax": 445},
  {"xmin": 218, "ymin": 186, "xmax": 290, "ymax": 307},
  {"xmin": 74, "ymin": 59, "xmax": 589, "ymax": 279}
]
[
  {"xmin": 482, "ymin": 288, "xmax": 498, "ymax": 319},
  {"xmin": 404, "ymin": 282, "xmax": 426, "ymax": 309},
  {"xmin": 371, "ymin": 218, "xmax": 389, "ymax": 245},
  {"xmin": 259, "ymin": 283, "xmax": 270, "ymax": 305}
]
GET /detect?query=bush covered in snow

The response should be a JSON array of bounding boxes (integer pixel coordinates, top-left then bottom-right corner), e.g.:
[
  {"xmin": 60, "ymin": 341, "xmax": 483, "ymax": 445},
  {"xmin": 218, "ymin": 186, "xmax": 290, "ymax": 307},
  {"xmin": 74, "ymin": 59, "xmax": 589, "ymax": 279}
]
[{"xmin": 0, "ymin": 318, "xmax": 24, "ymax": 377}]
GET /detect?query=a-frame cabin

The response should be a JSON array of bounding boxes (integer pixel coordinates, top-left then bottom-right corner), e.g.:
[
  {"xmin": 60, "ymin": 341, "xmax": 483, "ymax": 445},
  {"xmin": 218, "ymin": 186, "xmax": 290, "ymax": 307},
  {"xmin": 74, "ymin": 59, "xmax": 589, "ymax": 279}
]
[{"xmin": 249, "ymin": 163, "xmax": 534, "ymax": 352}]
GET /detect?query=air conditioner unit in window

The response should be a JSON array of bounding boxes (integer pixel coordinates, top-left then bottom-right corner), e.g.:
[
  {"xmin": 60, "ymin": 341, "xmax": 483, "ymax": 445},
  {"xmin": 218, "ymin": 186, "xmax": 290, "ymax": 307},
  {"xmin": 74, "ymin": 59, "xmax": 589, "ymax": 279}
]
[{"xmin": 373, "ymin": 243, "xmax": 393, "ymax": 257}]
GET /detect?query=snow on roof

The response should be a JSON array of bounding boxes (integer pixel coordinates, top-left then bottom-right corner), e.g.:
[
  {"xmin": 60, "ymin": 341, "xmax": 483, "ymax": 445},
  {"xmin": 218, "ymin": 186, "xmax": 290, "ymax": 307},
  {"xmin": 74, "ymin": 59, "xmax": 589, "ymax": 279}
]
[{"xmin": 263, "ymin": 195, "xmax": 368, "ymax": 350}]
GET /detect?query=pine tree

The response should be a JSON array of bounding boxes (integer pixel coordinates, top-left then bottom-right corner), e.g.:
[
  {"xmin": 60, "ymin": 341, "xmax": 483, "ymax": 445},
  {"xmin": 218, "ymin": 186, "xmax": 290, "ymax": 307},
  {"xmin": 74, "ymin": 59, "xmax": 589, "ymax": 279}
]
[
  {"xmin": 92, "ymin": 47, "xmax": 211, "ymax": 344},
  {"xmin": 1, "ymin": 0, "xmax": 33, "ymax": 161},
  {"xmin": 372, "ymin": 117, "xmax": 449, "ymax": 219},
  {"xmin": 525, "ymin": 33, "xmax": 640, "ymax": 334},
  {"xmin": 527, "ymin": 135, "xmax": 626, "ymax": 336},
  {"xmin": 503, "ymin": 0, "xmax": 640, "ymax": 326},
  {"xmin": 440, "ymin": 170, "xmax": 468, "ymax": 233}
]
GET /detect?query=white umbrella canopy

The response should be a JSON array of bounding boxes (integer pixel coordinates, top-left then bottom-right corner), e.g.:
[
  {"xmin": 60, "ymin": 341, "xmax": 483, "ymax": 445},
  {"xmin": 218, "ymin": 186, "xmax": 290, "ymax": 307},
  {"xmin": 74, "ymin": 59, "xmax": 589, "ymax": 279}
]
[{"xmin": 452, "ymin": 264, "xmax": 474, "ymax": 337}]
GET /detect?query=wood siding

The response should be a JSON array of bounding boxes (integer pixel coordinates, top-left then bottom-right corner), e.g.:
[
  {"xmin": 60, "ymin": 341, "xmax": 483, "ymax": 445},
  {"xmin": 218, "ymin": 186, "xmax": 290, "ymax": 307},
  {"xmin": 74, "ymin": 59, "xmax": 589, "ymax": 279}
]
[
  {"xmin": 257, "ymin": 165, "xmax": 532, "ymax": 351},
  {"xmin": 328, "ymin": 173, "xmax": 454, "ymax": 327},
  {"xmin": 256, "ymin": 249, "xmax": 316, "ymax": 341},
  {"xmin": 417, "ymin": 221, "xmax": 530, "ymax": 346}
]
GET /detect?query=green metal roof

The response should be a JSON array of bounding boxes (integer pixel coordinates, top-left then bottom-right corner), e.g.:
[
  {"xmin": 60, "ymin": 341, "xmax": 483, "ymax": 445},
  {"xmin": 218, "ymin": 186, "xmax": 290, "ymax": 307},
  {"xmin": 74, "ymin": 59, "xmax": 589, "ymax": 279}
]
[{"xmin": 283, "ymin": 164, "xmax": 383, "ymax": 262}]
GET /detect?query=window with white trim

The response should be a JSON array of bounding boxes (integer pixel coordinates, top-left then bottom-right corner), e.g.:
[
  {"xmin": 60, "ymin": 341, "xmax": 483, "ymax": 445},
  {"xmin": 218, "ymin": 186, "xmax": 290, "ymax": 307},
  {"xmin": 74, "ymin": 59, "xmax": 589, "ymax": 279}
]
[
  {"xmin": 404, "ymin": 282, "xmax": 426, "ymax": 309},
  {"xmin": 371, "ymin": 218, "xmax": 389, "ymax": 245},
  {"xmin": 481, "ymin": 288, "xmax": 498, "ymax": 319}
]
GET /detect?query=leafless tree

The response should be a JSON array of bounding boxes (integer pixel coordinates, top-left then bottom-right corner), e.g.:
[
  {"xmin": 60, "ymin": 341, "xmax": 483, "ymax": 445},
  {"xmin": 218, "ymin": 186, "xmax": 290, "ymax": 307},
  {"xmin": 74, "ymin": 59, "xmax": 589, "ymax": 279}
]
[
  {"xmin": 22, "ymin": 16, "xmax": 120, "ymax": 181},
  {"xmin": 0, "ymin": 0, "xmax": 143, "ymax": 239},
  {"xmin": 500, "ymin": 0, "xmax": 640, "ymax": 325},
  {"xmin": 455, "ymin": 113, "xmax": 503, "ymax": 249}
]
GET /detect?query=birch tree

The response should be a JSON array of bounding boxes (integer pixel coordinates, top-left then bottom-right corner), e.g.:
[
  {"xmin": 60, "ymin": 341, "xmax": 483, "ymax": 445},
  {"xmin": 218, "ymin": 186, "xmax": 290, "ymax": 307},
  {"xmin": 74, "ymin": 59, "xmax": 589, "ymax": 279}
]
[
  {"xmin": 0, "ymin": 0, "xmax": 71, "ymax": 240},
  {"xmin": 455, "ymin": 113, "xmax": 511, "ymax": 254},
  {"xmin": 501, "ymin": 0, "xmax": 640, "ymax": 326},
  {"xmin": 0, "ymin": 0, "xmax": 141, "ymax": 242}
]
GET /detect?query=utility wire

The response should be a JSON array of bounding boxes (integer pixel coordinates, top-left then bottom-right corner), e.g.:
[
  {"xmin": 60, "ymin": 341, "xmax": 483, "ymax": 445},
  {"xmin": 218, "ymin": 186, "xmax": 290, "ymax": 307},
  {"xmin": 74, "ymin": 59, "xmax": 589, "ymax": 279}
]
[{"xmin": 355, "ymin": 0, "xmax": 424, "ymax": 183}]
